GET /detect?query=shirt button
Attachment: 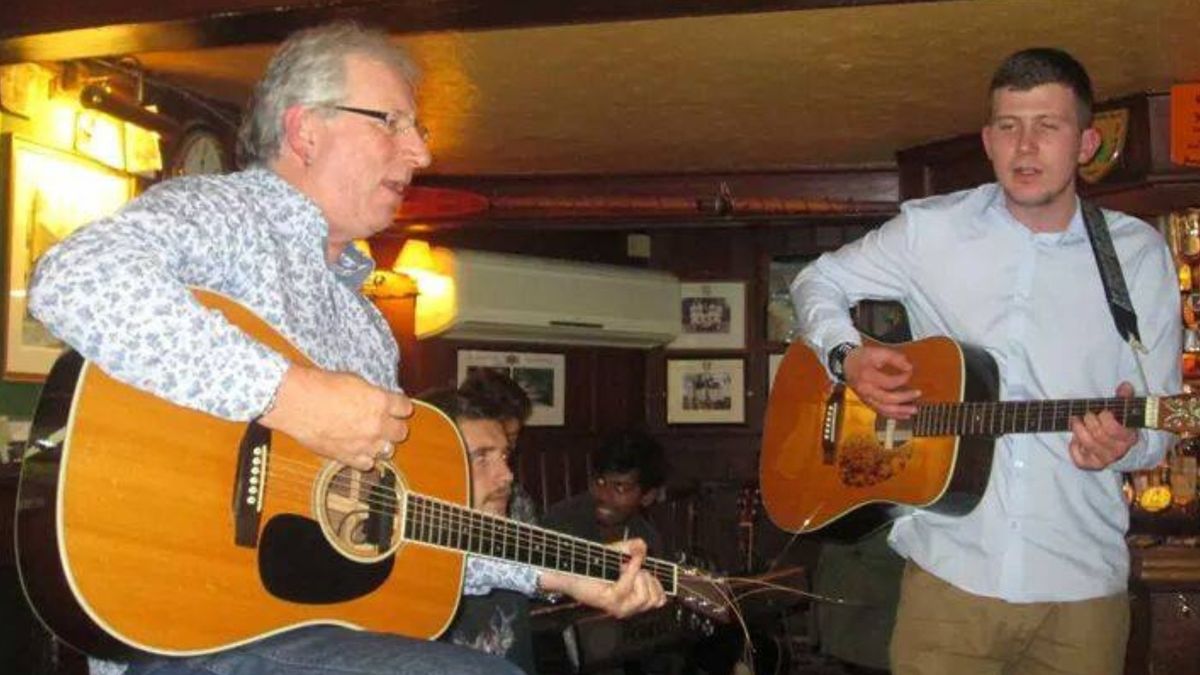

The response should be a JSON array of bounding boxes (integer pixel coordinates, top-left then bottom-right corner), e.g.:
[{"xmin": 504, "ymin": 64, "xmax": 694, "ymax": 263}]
[{"xmin": 1014, "ymin": 459, "xmax": 1025, "ymax": 469}]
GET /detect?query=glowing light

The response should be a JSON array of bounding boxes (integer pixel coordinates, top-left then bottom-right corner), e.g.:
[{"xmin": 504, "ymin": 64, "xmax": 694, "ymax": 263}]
[
  {"xmin": 75, "ymin": 109, "xmax": 126, "ymax": 170},
  {"xmin": 393, "ymin": 238, "xmax": 435, "ymax": 272}
]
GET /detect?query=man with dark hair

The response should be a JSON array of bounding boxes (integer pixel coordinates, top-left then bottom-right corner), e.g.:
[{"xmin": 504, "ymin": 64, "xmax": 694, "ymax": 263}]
[
  {"xmin": 792, "ymin": 47, "xmax": 1180, "ymax": 675},
  {"xmin": 459, "ymin": 370, "xmax": 539, "ymax": 522},
  {"xmin": 543, "ymin": 431, "xmax": 667, "ymax": 556},
  {"xmin": 460, "ymin": 369, "xmax": 533, "ymax": 449},
  {"xmin": 422, "ymin": 387, "xmax": 537, "ymax": 673}
]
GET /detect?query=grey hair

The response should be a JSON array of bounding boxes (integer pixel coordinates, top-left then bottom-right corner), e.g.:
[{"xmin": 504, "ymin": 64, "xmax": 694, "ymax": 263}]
[{"xmin": 236, "ymin": 21, "xmax": 419, "ymax": 167}]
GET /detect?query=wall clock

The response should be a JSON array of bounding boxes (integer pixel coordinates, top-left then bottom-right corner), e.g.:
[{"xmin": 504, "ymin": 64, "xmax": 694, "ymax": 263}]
[{"xmin": 169, "ymin": 128, "xmax": 228, "ymax": 176}]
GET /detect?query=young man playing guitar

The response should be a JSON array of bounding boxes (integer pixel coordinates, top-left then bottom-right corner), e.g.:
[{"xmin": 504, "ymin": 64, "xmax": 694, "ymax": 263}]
[
  {"xmin": 26, "ymin": 21, "xmax": 663, "ymax": 675},
  {"xmin": 790, "ymin": 48, "xmax": 1181, "ymax": 674}
]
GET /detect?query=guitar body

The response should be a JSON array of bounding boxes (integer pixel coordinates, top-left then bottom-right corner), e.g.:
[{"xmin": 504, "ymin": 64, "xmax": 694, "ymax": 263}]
[
  {"xmin": 760, "ymin": 336, "xmax": 1000, "ymax": 540},
  {"xmin": 16, "ymin": 290, "xmax": 470, "ymax": 659}
]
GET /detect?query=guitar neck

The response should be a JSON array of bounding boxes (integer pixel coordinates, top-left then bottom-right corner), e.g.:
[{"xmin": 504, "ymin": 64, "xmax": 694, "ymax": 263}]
[
  {"xmin": 403, "ymin": 493, "xmax": 678, "ymax": 594},
  {"xmin": 913, "ymin": 396, "xmax": 1155, "ymax": 437}
]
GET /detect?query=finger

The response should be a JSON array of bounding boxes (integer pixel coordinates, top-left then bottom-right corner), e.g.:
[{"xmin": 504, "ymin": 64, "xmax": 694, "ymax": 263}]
[
  {"xmin": 382, "ymin": 417, "xmax": 411, "ymax": 445},
  {"xmin": 1115, "ymin": 381, "xmax": 1135, "ymax": 398},
  {"xmin": 1097, "ymin": 411, "xmax": 1136, "ymax": 444},
  {"xmin": 1069, "ymin": 417, "xmax": 1102, "ymax": 469},
  {"xmin": 389, "ymin": 393, "xmax": 414, "ymax": 419},
  {"xmin": 1068, "ymin": 438, "xmax": 1091, "ymax": 468},
  {"xmin": 869, "ymin": 348, "xmax": 913, "ymax": 374},
  {"xmin": 610, "ymin": 549, "xmax": 643, "ymax": 600}
]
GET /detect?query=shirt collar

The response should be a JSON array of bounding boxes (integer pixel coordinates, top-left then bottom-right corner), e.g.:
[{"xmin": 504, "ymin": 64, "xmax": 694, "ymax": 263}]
[
  {"xmin": 334, "ymin": 244, "xmax": 376, "ymax": 289},
  {"xmin": 247, "ymin": 166, "xmax": 328, "ymax": 239},
  {"xmin": 246, "ymin": 166, "xmax": 376, "ymax": 288},
  {"xmin": 982, "ymin": 184, "xmax": 1087, "ymax": 245}
]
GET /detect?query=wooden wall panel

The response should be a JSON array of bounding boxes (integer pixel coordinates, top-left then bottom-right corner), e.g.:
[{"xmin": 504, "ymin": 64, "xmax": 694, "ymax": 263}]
[{"xmin": 372, "ymin": 211, "xmax": 891, "ymax": 569}]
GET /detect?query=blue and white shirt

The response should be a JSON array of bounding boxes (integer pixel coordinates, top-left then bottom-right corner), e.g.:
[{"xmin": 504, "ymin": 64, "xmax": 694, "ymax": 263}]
[
  {"xmin": 792, "ymin": 183, "xmax": 1182, "ymax": 602},
  {"xmin": 29, "ymin": 167, "xmax": 538, "ymax": 672}
]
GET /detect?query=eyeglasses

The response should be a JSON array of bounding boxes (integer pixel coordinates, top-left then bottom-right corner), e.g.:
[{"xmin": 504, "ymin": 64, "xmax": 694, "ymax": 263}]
[
  {"xmin": 592, "ymin": 475, "xmax": 640, "ymax": 496},
  {"xmin": 333, "ymin": 105, "xmax": 430, "ymax": 142}
]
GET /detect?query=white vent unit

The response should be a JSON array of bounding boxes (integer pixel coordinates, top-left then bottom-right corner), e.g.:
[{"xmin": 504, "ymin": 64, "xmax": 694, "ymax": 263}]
[{"xmin": 412, "ymin": 248, "xmax": 680, "ymax": 348}]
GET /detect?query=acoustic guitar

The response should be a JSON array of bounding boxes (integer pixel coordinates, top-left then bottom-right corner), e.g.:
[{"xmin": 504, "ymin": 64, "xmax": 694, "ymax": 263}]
[
  {"xmin": 15, "ymin": 289, "xmax": 726, "ymax": 660},
  {"xmin": 760, "ymin": 335, "xmax": 1200, "ymax": 540}
]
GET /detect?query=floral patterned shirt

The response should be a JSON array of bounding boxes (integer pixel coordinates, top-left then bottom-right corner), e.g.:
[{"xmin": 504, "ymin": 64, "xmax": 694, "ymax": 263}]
[{"xmin": 28, "ymin": 167, "xmax": 538, "ymax": 673}]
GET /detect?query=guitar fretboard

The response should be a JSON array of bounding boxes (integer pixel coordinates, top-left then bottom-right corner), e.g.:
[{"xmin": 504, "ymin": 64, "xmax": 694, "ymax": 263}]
[
  {"xmin": 913, "ymin": 397, "xmax": 1149, "ymax": 437},
  {"xmin": 402, "ymin": 493, "xmax": 677, "ymax": 593}
]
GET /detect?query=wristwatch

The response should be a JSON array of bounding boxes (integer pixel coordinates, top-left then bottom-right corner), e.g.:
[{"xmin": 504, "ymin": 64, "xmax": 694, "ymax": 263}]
[{"xmin": 827, "ymin": 342, "xmax": 858, "ymax": 383}]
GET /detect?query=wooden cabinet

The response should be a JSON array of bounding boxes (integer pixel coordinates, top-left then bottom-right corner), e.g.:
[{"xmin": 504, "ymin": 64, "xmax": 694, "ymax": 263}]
[{"xmin": 1127, "ymin": 546, "xmax": 1200, "ymax": 675}]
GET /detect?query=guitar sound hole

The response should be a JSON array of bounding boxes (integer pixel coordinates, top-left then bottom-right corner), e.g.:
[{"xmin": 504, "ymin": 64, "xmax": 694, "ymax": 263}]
[{"xmin": 314, "ymin": 463, "xmax": 406, "ymax": 562}]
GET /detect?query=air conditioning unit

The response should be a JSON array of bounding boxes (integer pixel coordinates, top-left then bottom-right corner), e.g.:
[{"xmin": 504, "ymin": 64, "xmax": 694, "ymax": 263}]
[{"xmin": 410, "ymin": 248, "xmax": 680, "ymax": 348}]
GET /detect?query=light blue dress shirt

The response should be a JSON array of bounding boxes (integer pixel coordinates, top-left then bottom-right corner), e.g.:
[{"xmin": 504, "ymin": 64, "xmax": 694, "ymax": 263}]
[{"xmin": 791, "ymin": 183, "xmax": 1181, "ymax": 602}]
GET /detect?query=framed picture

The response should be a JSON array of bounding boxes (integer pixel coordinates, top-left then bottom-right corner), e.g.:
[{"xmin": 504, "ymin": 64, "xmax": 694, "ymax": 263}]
[
  {"xmin": 456, "ymin": 349, "xmax": 566, "ymax": 426},
  {"xmin": 852, "ymin": 300, "xmax": 911, "ymax": 342},
  {"xmin": 3, "ymin": 135, "xmax": 135, "ymax": 381},
  {"xmin": 766, "ymin": 255, "xmax": 814, "ymax": 343},
  {"xmin": 668, "ymin": 281, "xmax": 746, "ymax": 350},
  {"xmin": 666, "ymin": 358, "xmax": 745, "ymax": 424},
  {"xmin": 768, "ymin": 352, "xmax": 785, "ymax": 393}
]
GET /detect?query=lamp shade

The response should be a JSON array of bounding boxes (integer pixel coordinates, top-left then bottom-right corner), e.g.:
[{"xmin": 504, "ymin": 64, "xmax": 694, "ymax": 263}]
[{"xmin": 394, "ymin": 239, "xmax": 435, "ymax": 273}]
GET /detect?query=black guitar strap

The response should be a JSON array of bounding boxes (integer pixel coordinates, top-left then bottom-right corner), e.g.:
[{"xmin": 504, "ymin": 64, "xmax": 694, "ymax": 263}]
[{"xmin": 1080, "ymin": 199, "xmax": 1143, "ymax": 347}]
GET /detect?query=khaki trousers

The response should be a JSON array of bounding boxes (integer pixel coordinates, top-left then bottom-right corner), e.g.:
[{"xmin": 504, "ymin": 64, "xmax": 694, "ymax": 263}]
[{"xmin": 889, "ymin": 562, "xmax": 1129, "ymax": 675}]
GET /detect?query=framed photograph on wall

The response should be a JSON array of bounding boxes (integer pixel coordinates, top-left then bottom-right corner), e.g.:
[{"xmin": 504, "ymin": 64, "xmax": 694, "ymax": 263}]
[
  {"xmin": 3, "ymin": 135, "xmax": 135, "ymax": 381},
  {"xmin": 766, "ymin": 255, "xmax": 814, "ymax": 343},
  {"xmin": 668, "ymin": 281, "xmax": 746, "ymax": 350},
  {"xmin": 666, "ymin": 358, "xmax": 745, "ymax": 424},
  {"xmin": 768, "ymin": 352, "xmax": 785, "ymax": 393},
  {"xmin": 456, "ymin": 349, "xmax": 565, "ymax": 426}
]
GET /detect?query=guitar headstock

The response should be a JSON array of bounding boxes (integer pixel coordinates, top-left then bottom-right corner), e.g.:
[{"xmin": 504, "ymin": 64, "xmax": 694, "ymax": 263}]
[
  {"xmin": 1155, "ymin": 394, "xmax": 1200, "ymax": 434},
  {"xmin": 676, "ymin": 567, "xmax": 732, "ymax": 624}
]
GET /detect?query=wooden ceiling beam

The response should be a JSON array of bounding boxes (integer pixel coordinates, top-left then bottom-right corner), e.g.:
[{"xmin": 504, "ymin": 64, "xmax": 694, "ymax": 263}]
[{"xmin": 1, "ymin": 0, "xmax": 951, "ymax": 64}]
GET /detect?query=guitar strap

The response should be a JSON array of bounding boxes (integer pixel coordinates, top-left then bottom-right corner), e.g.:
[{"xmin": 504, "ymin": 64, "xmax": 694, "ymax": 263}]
[{"xmin": 1080, "ymin": 199, "xmax": 1144, "ymax": 348}]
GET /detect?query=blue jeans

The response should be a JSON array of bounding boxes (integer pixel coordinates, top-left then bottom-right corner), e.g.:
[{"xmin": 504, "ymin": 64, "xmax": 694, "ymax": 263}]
[{"xmin": 125, "ymin": 626, "xmax": 522, "ymax": 675}]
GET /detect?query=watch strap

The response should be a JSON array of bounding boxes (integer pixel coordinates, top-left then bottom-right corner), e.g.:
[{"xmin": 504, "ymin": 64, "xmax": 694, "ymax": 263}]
[{"xmin": 827, "ymin": 342, "xmax": 858, "ymax": 382}]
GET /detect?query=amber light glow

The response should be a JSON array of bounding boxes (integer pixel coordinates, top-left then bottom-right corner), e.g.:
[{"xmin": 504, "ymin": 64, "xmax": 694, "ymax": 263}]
[{"xmin": 393, "ymin": 239, "xmax": 456, "ymax": 338}]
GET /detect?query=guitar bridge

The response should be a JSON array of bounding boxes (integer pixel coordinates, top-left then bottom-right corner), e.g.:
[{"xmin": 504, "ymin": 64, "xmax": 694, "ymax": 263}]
[
  {"xmin": 232, "ymin": 421, "xmax": 270, "ymax": 548},
  {"xmin": 822, "ymin": 385, "xmax": 845, "ymax": 464}
]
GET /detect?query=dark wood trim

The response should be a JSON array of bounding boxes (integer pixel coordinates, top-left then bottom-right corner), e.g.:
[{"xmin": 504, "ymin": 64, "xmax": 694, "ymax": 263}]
[
  {"xmin": 2, "ymin": 0, "xmax": 954, "ymax": 64},
  {"xmin": 382, "ymin": 167, "xmax": 899, "ymax": 234}
]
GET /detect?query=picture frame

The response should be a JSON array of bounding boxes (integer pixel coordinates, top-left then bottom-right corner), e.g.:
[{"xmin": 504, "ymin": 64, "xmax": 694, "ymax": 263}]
[
  {"xmin": 768, "ymin": 352, "xmax": 785, "ymax": 393},
  {"xmin": 456, "ymin": 349, "xmax": 566, "ymax": 426},
  {"xmin": 666, "ymin": 358, "xmax": 745, "ymax": 424},
  {"xmin": 3, "ymin": 135, "xmax": 135, "ymax": 381},
  {"xmin": 766, "ymin": 255, "xmax": 815, "ymax": 344},
  {"xmin": 667, "ymin": 281, "xmax": 746, "ymax": 350},
  {"xmin": 852, "ymin": 299, "xmax": 911, "ymax": 342}
]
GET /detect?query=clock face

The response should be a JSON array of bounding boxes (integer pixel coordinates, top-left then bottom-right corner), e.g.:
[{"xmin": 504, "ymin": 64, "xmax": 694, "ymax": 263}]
[{"xmin": 173, "ymin": 130, "xmax": 227, "ymax": 176}]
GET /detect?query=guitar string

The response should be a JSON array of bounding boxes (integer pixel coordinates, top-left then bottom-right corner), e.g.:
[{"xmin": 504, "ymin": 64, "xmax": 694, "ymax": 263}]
[
  {"xmin": 253, "ymin": 463, "xmax": 656, "ymax": 579},
  {"xmin": 912, "ymin": 397, "xmax": 1143, "ymax": 435},
  {"xmin": 243, "ymin": 455, "xmax": 676, "ymax": 583},
  {"xmin": 254, "ymin": 473, "xmax": 675, "ymax": 587}
]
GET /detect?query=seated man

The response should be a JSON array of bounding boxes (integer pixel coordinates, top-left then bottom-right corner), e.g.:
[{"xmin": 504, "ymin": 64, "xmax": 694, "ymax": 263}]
[
  {"xmin": 427, "ymin": 390, "xmax": 665, "ymax": 674},
  {"xmin": 543, "ymin": 431, "xmax": 667, "ymax": 556},
  {"xmin": 458, "ymin": 369, "xmax": 539, "ymax": 523},
  {"xmin": 424, "ymin": 387, "xmax": 537, "ymax": 673}
]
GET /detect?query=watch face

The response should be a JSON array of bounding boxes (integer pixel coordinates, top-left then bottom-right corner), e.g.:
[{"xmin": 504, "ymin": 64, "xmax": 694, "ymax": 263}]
[{"xmin": 174, "ymin": 131, "xmax": 227, "ymax": 176}]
